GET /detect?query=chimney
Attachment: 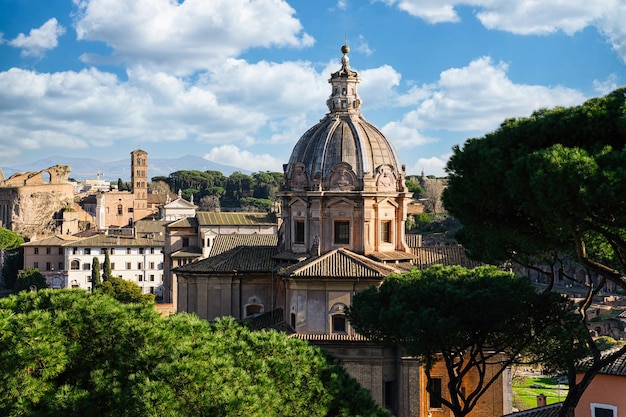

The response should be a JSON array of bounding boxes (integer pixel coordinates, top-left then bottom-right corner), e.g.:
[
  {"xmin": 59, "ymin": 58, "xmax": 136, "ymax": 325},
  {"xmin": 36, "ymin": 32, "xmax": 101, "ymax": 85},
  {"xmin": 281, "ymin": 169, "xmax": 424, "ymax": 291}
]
[{"xmin": 537, "ymin": 394, "xmax": 547, "ymax": 407}]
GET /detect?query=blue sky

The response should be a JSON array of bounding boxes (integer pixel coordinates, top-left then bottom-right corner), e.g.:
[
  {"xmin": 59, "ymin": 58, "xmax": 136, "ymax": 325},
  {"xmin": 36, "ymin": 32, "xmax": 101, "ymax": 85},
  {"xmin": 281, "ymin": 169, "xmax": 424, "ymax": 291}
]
[{"xmin": 1, "ymin": 0, "xmax": 625, "ymax": 177}]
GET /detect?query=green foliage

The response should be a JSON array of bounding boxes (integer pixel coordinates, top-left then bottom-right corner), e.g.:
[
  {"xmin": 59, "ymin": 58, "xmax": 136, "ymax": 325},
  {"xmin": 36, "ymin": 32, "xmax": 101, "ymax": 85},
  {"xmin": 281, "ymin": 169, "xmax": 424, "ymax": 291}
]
[
  {"xmin": 0, "ymin": 290, "xmax": 389, "ymax": 417},
  {"xmin": 348, "ymin": 265, "xmax": 582, "ymax": 417},
  {"xmin": 405, "ymin": 178, "xmax": 424, "ymax": 199},
  {"xmin": 512, "ymin": 376, "xmax": 567, "ymax": 411},
  {"xmin": 442, "ymin": 89, "xmax": 626, "ymax": 416},
  {"xmin": 1, "ymin": 247, "xmax": 23, "ymax": 290},
  {"xmin": 98, "ymin": 277, "xmax": 154, "ymax": 304},
  {"xmin": 0, "ymin": 228, "xmax": 24, "ymax": 250},
  {"xmin": 156, "ymin": 170, "xmax": 282, "ymax": 211},
  {"xmin": 443, "ymin": 87, "xmax": 626, "ymax": 288},
  {"xmin": 594, "ymin": 336, "xmax": 626, "ymax": 351},
  {"xmin": 117, "ymin": 178, "xmax": 130, "ymax": 191},
  {"xmin": 103, "ymin": 249, "xmax": 112, "ymax": 282},
  {"xmin": 91, "ymin": 257, "xmax": 101, "ymax": 290},
  {"xmin": 14, "ymin": 268, "xmax": 48, "ymax": 293},
  {"xmin": 241, "ymin": 197, "xmax": 273, "ymax": 212}
]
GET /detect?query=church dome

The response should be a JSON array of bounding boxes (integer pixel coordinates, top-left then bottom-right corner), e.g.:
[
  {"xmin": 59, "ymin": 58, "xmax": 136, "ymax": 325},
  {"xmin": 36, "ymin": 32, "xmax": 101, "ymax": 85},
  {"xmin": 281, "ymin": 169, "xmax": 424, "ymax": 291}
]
[{"xmin": 285, "ymin": 46, "xmax": 404, "ymax": 192}]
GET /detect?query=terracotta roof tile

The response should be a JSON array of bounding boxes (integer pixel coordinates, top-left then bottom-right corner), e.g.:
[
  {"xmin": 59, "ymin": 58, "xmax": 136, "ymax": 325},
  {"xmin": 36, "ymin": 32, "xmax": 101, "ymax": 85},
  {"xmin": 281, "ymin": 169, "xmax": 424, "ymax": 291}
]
[
  {"xmin": 171, "ymin": 247, "xmax": 202, "ymax": 258},
  {"xmin": 369, "ymin": 251, "xmax": 413, "ymax": 262},
  {"xmin": 579, "ymin": 347, "xmax": 626, "ymax": 377},
  {"xmin": 196, "ymin": 212, "xmax": 277, "ymax": 226},
  {"xmin": 168, "ymin": 217, "xmax": 198, "ymax": 228},
  {"xmin": 503, "ymin": 404, "xmax": 562, "ymax": 417},
  {"xmin": 64, "ymin": 232, "xmax": 164, "ymax": 248},
  {"xmin": 279, "ymin": 248, "xmax": 398, "ymax": 279},
  {"xmin": 290, "ymin": 333, "xmax": 370, "ymax": 342},
  {"xmin": 412, "ymin": 246, "xmax": 482, "ymax": 269},
  {"xmin": 244, "ymin": 308, "xmax": 293, "ymax": 333},
  {"xmin": 174, "ymin": 245, "xmax": 277, "ymax": 274},
  {"xmin": 133, "ymin": 220, "xmax": 169, "ymax": 234},
  {"xmin": 23, "ymin": 235, "xmax": 81, "ymax": 246},
  {"xmin": 209, "ymin": 234, "xmax": 278, "ymax": 257}
]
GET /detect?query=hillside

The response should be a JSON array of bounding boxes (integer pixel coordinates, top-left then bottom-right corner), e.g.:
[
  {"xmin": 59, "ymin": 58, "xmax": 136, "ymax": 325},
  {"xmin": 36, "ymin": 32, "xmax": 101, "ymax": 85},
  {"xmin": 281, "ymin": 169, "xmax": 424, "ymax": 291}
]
[{"xmin": 2, "ymin": 155, "xmax": 252, "ymax": 182}]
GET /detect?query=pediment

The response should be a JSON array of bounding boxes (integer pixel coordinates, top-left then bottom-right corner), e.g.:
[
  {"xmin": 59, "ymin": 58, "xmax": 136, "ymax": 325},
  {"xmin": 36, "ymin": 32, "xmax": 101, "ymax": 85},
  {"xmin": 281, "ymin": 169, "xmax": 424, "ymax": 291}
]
[
  {"xmin": 375, "ymin": 197, "xmax": 399, "ymax": 208},
  {"xmin": 326, "ymin": 197, "xmax": 358, "ymax": 209},
  {"xmin": 280, "ymin": 248, "xmax": 397, "ymax": 279},
  {"xmin": 288, "ymin": 197, "xmax": 309, "ymax": 208},
  {"xmin": 164, "ymin": 198, "xmax": 197, "ymax": 209}
]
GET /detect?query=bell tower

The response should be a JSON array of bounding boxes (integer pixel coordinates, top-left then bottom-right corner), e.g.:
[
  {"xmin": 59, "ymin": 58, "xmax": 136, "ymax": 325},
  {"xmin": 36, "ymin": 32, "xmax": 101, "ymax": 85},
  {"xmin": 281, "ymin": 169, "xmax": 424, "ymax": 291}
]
[{"xmin": 131, "ymin": 149, "xmax": 148, "ymax": 222}]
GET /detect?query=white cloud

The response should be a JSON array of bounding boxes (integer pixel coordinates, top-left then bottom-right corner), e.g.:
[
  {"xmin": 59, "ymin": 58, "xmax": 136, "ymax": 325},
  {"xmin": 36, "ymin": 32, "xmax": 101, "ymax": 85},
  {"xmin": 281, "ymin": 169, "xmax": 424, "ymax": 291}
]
[
  {"xmin": 8, "ymin": 18, "xmax": 65, "ymax": 58},
  {"xmin": 381, "ymin": 0, "xmax": 626, "ymax": 63},
  {"xmin": 203, "ymin": 145, "xmax": 284, "ymax": 172},
  {"xmin": 73, "ymin": 0, "xmax": 314, "ymax": 74},
  {"xmin": 380, "ymin": 121, "xmax": 436, "ymax": 148},
  {"xmin": 378, "ymin": 0, "xmax": 460, "ymax": 23},
  {"xmin": 593, "ymin": 74, "xmax": 619, "ymax": 95},
  {"xmin": 354, "ymin": 35, "xmax": 373, "ymax": 56},
  {"xmin": 0, "ymin": 55, "xmax": 338, "ymax": 164},
  {"xmin": 596, "ymin": 4, "xmax": 626, "ymax": 64},
  {"xmin": 205, "ymin": 58, "xmax": 327, "ymax": 117},
  {"xmin": 359, "ymin": 65, "xmax": 402, "ymax": 109},
  {"xmin": 400, "ymin": 56, "xmax": 586, "ymax": 132},
  {"xmin": 409, "ymin": 155, "xmax": 451, "ymax": 178}
]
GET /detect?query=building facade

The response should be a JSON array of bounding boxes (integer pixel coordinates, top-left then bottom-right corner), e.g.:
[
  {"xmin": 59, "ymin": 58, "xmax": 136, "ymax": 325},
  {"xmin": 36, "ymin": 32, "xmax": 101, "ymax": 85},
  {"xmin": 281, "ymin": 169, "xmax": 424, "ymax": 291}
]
[
  {"xmin": 0, "ymin": 165, "xmax": 75, "ymax": 238},
  {"xmin": 23, "ymin": 220, "xmax": 168, "ymax": 296},
  {"xmin": 173, "ymin": 46, "xmax": 511, "ymax": 417}
]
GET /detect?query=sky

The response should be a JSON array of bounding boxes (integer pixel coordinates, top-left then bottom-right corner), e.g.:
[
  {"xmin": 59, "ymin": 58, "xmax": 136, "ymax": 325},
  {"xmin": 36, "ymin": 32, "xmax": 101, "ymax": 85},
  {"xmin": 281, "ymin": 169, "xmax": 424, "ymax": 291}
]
[{"xmin": 1, "ymin": 0, "xmax": 625, "ymax": 178}]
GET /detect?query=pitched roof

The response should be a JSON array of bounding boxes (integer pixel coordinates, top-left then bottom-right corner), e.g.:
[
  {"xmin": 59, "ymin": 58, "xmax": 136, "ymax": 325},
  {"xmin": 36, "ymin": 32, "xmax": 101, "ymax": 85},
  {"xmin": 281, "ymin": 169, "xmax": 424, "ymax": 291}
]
[
  {"xmin": 412, "ymin": 245, "xmax": 482, "ymax": 269},
  {"xmin": 578, "ymin": 347, "xmax": 626, "ymax": 377},
  {"xmin": 171, "ymin": 247, "xmax": 202, "ymax": 258},
  {"xmin": 244, "ymin": 308, "xmax": 293, "ymax": 333},
  {"xmin": 196, "ymin": 211, "xmax": 277, "ymax": 227},
  {"xmin": 502, "ymin": 404, "xmax": 562, "ymax": 417},
  {"xmin": 23, "ymin": 234, "xmax": 81, "ymax": 246},
  {"xmin": 279, "ymin": 248, "xmax": 398, "ymax": 279},
  {"xmin": 369, "ymin": 250, "xmax": 413, "ymax": 262},
  {"xmin": 599, "ymin": 350, "xmax": 626, "ymax": 376},
  {"xmin": 209, "ymin": 234, "xmax": 278, "ymax": 257},
  {"xmin": 174, "ymin": 245, "xmax": 278, "ymax": 274},
  {"xmin": 291, "ymin": 333, "xmax": 370, "ymax": 342},
  {"xmin": 168, "ymin": 216, "xmax": 198, "ymax": 228},
  {"xmin": 64, "ymin": 232, "xmax": 164, "ymax": 247},
  {"xmin": 148, "ymin": 192, "xmax": 178, "ymax": 205},
  {"xmin": 133, "ymin": 219, "xmax": 169, "ymax": 234}
]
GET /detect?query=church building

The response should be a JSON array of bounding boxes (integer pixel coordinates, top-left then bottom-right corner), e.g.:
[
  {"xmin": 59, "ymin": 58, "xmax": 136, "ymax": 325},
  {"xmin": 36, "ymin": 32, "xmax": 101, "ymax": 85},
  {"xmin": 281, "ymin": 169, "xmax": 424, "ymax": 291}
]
[{"xmin": 173, "ymin": 46, "xmax": 510, "ymax": 417}]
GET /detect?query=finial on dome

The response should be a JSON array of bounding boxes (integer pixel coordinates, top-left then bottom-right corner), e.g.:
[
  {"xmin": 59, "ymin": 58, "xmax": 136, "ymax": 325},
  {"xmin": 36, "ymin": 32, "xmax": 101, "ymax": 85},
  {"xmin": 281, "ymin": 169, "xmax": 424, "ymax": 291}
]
[{"xmin": 341, "ymin": 44, "xmax": 350, "ymax": 54}]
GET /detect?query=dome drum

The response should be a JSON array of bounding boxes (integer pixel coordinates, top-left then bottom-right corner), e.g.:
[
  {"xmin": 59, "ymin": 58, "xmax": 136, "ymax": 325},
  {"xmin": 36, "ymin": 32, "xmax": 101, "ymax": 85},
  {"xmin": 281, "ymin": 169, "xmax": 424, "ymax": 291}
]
[{"xmin": 278, "ymin": 45, "xmax": 410, "ymax": 257}]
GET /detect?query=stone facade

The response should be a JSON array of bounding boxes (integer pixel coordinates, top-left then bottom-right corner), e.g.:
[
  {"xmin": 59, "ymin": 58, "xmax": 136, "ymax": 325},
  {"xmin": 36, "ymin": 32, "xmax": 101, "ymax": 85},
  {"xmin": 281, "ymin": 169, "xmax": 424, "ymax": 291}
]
[
  {"xmin": 173, "ymin": 46, "xmax": 511, "ymax": 417},
  {"xmin": 0, "ymin": 165, "xmax": 74, "ymax": 238}
]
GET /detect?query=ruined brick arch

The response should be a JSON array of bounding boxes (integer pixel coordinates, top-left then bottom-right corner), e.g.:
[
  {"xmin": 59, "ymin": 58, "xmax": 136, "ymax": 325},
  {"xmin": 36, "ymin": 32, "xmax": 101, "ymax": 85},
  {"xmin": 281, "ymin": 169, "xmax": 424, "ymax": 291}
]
[{"xmin": 21, "ymin": 165, "xmax": 71, "ymax": 186}]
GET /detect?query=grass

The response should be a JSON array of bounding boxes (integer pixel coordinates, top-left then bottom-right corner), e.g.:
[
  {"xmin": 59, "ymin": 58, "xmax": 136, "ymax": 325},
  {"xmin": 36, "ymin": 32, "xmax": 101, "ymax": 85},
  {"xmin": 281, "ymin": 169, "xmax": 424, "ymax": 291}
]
[{"xmin": 512, "ymin": 375, "xmax": 568, "ymax": 411}]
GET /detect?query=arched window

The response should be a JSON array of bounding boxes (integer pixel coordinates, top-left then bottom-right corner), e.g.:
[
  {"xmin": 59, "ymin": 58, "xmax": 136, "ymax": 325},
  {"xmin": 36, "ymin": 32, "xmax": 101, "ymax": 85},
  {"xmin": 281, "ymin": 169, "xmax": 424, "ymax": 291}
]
[
  {"xmin": 70, "ymin": 260, "xmax": 80, "ymax": 270},
  {"xmin": 244, "ymin": 296, "xmax": 264, "ymax": 318},
  {"xmin": 117, "ymin": 204, "xmax": 123, "ymax": 215},
  {"xmin": 329, "ymin": 303, "xmax": 348, "ymax": 333}
]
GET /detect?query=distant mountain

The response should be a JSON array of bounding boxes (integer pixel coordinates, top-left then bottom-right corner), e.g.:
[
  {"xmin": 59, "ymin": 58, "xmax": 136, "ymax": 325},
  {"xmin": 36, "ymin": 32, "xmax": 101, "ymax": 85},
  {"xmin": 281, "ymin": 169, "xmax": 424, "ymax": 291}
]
[{"xmin": 2, "ymin": 155, "xmax": 252, "ymax": 181}]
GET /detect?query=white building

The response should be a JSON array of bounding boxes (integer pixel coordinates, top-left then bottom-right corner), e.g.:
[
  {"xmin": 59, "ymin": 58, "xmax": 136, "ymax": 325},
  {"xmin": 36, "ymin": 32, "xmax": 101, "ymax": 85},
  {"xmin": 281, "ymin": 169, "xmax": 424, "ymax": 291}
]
[
  {"xmin": 23, "ymin": 220, "xmax": 168, "ymax": 297},
  {"xmin": 64, "ymin": 220, "xmax": 168, "ymax": 296}
]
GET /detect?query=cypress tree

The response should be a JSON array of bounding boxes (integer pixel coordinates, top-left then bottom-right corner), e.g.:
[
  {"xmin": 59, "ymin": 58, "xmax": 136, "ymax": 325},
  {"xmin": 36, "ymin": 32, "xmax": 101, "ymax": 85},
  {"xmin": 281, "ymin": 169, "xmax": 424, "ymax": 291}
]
[
  {"xmin": 103, "ymin": 249, "xmax": 113, "ymax": 282},
  {"xmin": 91, "ymin": 257, "xmax": 101, "ymax": 290}
]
